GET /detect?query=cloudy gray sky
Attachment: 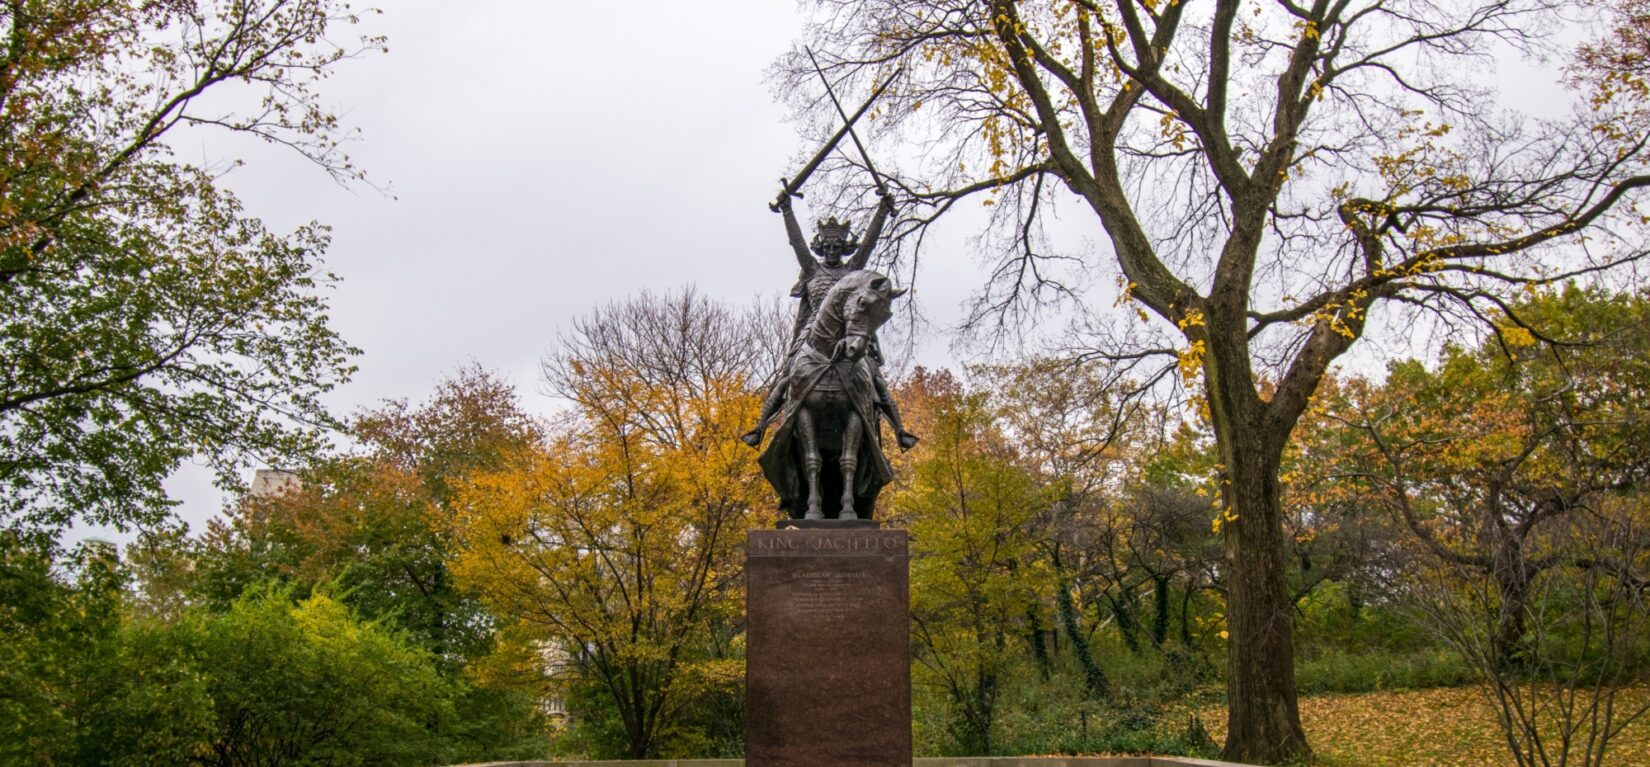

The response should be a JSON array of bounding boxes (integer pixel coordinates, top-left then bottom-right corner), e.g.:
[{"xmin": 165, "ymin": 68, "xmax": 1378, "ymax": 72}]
[
  {"xmin": 118, "ymin": 1, "xmax": 1585, "ymax": 538},
  {"xmin": 142, "ymin": 1, "xmax": 995, "ymax": 534}
]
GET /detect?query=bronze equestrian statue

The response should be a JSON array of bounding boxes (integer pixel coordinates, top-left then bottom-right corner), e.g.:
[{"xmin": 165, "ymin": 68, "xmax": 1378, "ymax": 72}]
[
  {"xmin": 745, "ymin": 61, "xmax": 916, "ymax": 520},
  {"xmin": 743, "ymin": 189, "xmax": 917, "ymax": 520},
  {"xmin": 742, "ymin": 191, "xmax": 917, "ymax": 445},
  {"xmin": 753, "ymin": 269, "xmax": 908, "ymax": 520}
]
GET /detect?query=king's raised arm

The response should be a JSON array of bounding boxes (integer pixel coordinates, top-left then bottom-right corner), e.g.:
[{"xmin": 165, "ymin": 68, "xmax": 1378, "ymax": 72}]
[
  {"xmin": 850, "ymin": 191, "xmax": 894, "ymax": 270},
  {"xmin": 777, "ymin": 192, "xmax": 816, "ymax": 277}
]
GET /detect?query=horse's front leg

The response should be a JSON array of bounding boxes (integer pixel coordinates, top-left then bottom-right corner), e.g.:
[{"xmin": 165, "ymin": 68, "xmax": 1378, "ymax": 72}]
[
  {"xmin": 838, "ymin": 408, "xmax": 862, "ymax": 520},
  {"xmin": 797, "ymin": 405, "xmax": 824, "ymax": 520}
]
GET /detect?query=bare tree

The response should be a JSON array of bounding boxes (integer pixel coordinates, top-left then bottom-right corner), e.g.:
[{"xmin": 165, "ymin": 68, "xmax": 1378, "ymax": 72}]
[
  {"xmin": 542, "ymin": 287, "xmax": 787, "ymax": 450},
  {"xmin": 1406, "ymin": 498, "xmax": 1650, "ymax": 767},
  {"xmin": 1301, "ymin": 286, "xmax": 1650, "ymax": 766},
  {"xmin": 782, "ymin": 1, "xmax": 1650, "ymax": 759}
]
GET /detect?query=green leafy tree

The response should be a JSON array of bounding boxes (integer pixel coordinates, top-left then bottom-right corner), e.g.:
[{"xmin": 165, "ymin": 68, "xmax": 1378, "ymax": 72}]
[
  {"xmin": 3, "ymin": 537, "xmax": 460, "ymax": 767},
  {"xmin": 0, "ymin": 536, "xmax": 214, "ymax": 767},
  {"xmin": 1321, "ymin": 287, "xmax": 1650, "ymax": 663},
  {"xmin": 0, "ymin": 0, "xmax": 382, "ymax": 535},
  {"xmin": 1310, "ymin": 286, "xmax": 1650, "ymax": 766},
  {"xmin": 200, "ymin": 367, "xmax": 541, "ymax": 660},
  {"xmin": 123, "ymin": 526, "xmax": 201, "ymax": 622},
  {"xmin": 195, "ymin": 367, "xmax": 550, "ymax": 760},
  {"xmin": 182, "ymin": 586, "xmax": 456, "ymax": 767}
]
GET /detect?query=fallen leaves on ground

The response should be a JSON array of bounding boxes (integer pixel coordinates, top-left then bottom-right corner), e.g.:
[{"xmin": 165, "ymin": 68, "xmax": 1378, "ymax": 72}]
[{"xmin": 1195, "ymin": 686, "xmax": 1650, "ymax": 767}]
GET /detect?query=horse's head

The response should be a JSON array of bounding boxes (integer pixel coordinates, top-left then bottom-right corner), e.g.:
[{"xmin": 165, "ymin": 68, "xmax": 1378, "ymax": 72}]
[
  {"xmin": 840, "ymin": 272, "xmax": 905, "ymax": 358},
  {"xmin": 803, "ymin": 270, "xmax": 908, "ymax": 360}
]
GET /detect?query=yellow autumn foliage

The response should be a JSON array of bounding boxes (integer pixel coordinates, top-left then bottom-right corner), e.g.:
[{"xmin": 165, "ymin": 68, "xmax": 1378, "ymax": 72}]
[{"xmin": 446, "ymin": 291, "xmax": 772, "ymax": 757}]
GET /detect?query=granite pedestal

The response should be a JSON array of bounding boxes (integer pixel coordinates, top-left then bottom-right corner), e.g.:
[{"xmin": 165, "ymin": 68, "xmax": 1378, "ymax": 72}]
[{"xmin": 745, "ymin": 526, "xmax": 911, "ymax": 767}]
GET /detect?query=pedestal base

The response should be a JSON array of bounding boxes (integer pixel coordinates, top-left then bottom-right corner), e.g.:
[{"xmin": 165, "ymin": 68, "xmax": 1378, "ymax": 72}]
[{"xmin": 745, "ymin": 528, "xmax": 911, "ymax": 767}]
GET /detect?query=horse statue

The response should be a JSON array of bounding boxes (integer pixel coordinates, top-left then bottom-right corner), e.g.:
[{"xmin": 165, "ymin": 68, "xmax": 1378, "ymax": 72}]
[{"xmin": 757, "ymin": 270, "xmax": 906, "ymax": 520}]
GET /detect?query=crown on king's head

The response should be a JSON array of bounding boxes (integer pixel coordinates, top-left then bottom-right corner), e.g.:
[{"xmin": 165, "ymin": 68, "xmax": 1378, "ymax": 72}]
[
  {"xmin": 811, "ymin": 217, "xmax": 859, "ymax": 256},
  {"xmin": 815, "ymin": 217, "xmax": 851, "ymax": 239}
]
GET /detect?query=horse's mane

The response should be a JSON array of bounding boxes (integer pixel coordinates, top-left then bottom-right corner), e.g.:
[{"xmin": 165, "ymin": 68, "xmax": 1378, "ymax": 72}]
[{"xmin": 827, "ymin": 270, "xmax": 888, "ymax": 299}]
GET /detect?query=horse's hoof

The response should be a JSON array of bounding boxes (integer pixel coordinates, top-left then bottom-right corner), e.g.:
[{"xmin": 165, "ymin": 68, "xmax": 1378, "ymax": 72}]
[
  {"xmin": 805, "ymin": 508, "xmax": 824, "ymax": 520},
  {"xmin": 839, "ymin": 509, "xmax": 858, "ymax": 520}
]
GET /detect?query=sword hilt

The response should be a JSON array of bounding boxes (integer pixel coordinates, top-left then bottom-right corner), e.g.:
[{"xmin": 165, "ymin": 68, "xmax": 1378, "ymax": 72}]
[{"xmin": 768, "ymin": 177, "xmax": 805, "ymax": 213}]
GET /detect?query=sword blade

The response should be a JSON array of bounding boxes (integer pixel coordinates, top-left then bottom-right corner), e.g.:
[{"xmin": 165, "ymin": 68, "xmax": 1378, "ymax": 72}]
[{"xmin": 807, "ymin": 47, "xmax": 888, "ymax": 196}]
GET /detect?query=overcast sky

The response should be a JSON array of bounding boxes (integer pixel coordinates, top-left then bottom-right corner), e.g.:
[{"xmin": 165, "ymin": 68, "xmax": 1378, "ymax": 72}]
[
  {"xmin": 136, "ymin": 1, "xmax": 995, "ymax": 535},
  {"xmin": 106, "ymin": 1, "xmax": 1584, "ymax": 540}
]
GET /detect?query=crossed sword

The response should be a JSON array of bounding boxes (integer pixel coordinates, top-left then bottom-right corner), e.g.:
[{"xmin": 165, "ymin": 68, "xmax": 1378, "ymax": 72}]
[{"xmin": 770, "ymin": 50, "xmax": 900, "ymax": 211}]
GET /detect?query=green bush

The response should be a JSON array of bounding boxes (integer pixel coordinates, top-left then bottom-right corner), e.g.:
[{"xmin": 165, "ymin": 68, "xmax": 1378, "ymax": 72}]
[
  {"xmin": 1293, "ymin": 581, "xmax": 1474, "ymax": 693},
  {"xmin": 0, "ymin": 539, "xmax": 214, "ymax": 767},
  {"xmin": 1, "ymin": 540, "xmax": 469, "ymax": 767},
  {"xmin": 1295, "ymin": 646, "xmax": 1475, "ymax": 694},
  {"xmin": 1296, "ymin": 583, "xmax": 1433, "ymax": 652},
  {"xmin": 916, "ymin": 659, "xmax": 1223, "ymax": 759},
  {"xmin": 180, "ymin": 585, "xmax": 458, "ymax": 765}
]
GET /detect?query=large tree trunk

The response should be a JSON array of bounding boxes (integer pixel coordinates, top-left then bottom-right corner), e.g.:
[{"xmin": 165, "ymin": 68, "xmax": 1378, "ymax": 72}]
[
  {"xmin": 1220, "ymin": 448, "xmax": 1309, "ymax": 763},
  {"xmin": 1493, "ymin": 570, "xmax": 1531, "ymax": 671},
  {"xmin": 1206, "ymin": 323, "xmax": 1311, "ymax": 764},
  {"xmin": 1489, "ymin": 538, "xmax": 1534, "ymax": 672},
  {"xmin": 1482, "ymin": 490, "xmax": 1534, "ymax": 671}
]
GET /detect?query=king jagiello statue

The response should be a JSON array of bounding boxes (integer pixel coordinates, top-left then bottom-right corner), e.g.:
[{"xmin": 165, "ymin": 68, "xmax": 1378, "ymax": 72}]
[{"xmin": 743, "ymin": 190, "xmax": 918, "ymax": 455}]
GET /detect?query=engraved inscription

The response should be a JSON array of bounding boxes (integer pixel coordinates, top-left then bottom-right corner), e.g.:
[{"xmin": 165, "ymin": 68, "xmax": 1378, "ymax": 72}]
[
  {"xmin": 804, "ymin": 535, "xmax": 904, "ymax": 551},
  {"xmin": 749, "ymin": 530, "xmax": 908, "ymax": 557},
  {"xmin": 745, "ymin": 527, "xmax": 911, "ymax": 767},
  {"xmin": 785, "ymin": 571, "xmax": 871, "ymax": 621},
  {"xmin": 750, "ymin": 535, "xmax": 800, "ymax": 552}
]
